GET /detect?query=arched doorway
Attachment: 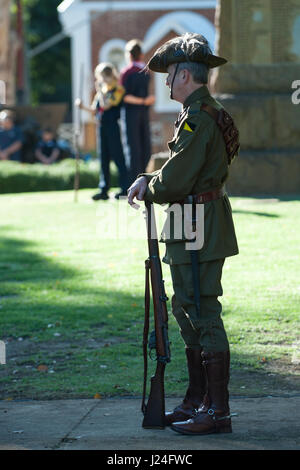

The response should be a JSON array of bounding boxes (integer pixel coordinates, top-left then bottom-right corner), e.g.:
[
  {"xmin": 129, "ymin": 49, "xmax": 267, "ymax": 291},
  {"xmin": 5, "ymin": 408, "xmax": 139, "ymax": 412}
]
[{"xmin": 143, "ymin": 11, "xmax": 216, "ymax": 113}]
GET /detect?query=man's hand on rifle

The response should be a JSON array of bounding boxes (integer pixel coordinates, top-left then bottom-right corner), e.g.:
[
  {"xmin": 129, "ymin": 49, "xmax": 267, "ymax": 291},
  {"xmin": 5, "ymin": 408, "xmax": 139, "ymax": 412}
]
[{"xmin": 127, "ymin": 176, "xmax": 148, "ymax": 209}]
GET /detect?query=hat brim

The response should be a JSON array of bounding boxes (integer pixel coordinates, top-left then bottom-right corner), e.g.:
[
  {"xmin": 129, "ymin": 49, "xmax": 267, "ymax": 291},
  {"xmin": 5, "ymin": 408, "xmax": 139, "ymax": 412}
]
[
  {"xmin": 207, "ymin": 55, "xmax": 227, "ymax": 68},
  {"xmin": 148, "ymin": 54, "xmax": 227, "ymax": 73}
]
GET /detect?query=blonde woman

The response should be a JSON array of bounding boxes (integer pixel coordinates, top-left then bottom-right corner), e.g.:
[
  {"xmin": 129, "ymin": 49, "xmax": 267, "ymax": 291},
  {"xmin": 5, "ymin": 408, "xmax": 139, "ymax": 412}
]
[{"xmin": 76, "ymin": 63, "xmax": 128, "ymax": 200}]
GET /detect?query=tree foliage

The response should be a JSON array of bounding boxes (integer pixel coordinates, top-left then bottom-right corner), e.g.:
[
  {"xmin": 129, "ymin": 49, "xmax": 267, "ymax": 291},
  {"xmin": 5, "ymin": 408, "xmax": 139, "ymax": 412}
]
[{"xmin": 12, "ymin": 0, "xmax": 71, "ymax": 111}]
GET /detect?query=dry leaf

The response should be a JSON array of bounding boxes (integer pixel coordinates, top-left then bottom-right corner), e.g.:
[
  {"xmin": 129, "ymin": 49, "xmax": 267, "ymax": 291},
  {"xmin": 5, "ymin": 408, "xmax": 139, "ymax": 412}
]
[
  {"xmin": 37, "ymin": 364, "xmax": 48, "ymax": 372},
  {"xmin": 259, "ymin": 357, "xmax": 267, "ymax": 363}
]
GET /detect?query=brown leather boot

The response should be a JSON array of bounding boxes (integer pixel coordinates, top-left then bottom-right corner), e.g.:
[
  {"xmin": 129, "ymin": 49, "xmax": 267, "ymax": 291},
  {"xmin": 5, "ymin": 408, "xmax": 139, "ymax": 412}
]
[
  {"xmin": 171, "ymin": 350, "xmax": 232, "ymax": 435},
  {"xmin": 164, "ymin": 348, "xmax": 207, "ymax": 426}
]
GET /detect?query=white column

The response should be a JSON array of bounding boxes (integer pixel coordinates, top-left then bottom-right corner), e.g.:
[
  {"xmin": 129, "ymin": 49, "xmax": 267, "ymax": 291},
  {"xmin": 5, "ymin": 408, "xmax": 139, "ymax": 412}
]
[{"xmin": 58, "ymin": 2, "xmax": 95, "ymax": 142}]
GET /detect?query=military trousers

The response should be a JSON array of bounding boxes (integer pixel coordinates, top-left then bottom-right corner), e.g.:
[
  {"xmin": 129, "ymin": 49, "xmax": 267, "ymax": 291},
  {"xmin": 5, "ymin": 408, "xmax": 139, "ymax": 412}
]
[
  {"xmin": 124, "ymin": 107, "xmax": 151, "ymax": 185},
  {"xmin": 169, "ymin": 258, "xmax": 229, "ymax": 352},
  {"xmin": 98, "ymin": 121, "xmax": 128, "ymax": 194}
]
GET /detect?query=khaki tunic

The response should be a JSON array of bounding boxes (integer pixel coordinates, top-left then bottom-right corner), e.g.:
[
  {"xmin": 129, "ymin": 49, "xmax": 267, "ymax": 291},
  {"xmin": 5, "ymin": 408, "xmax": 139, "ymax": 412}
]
[{"xmin": 140, "ymin": 85, "xmax": 239, "ymax": 265}]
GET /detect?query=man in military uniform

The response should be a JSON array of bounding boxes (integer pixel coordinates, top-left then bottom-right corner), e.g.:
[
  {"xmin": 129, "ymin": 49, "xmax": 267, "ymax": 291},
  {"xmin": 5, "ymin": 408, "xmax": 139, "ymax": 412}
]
[{"xmin": 127, "ymin": 33, "xmax": 239, "ymax": 435}]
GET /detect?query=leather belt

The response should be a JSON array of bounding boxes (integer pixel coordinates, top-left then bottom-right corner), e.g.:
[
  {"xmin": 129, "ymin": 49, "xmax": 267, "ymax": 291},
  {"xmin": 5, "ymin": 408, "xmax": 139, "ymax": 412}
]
[{"xmin": 175, "ymin": 186, "xmax": 226, "ymax": 205}]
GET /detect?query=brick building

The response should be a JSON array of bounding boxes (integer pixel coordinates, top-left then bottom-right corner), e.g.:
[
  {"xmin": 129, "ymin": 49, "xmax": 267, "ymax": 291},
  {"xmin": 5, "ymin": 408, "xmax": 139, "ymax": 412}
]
[
  {"xmin": 58, "ymin": 0, "xmax": 217, "ymax": 153},
  {"xmin": 0, "ymin": 0, "xmax": 17, "ymax": 105}
]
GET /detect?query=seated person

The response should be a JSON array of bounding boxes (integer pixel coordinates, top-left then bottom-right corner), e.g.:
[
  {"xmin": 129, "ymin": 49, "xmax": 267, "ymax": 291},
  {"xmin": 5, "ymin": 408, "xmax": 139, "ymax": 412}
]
[
  {"xmin": 0, "ymin": 111, "xmax": 23, "ymax": 161},
  {"xmin": 35, "ymin": 128, "xmax": 60, "ymax": 164}
]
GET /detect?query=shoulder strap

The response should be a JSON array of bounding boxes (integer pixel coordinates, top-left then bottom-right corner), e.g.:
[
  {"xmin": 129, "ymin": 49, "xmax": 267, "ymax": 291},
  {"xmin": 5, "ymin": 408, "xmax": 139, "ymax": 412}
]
[
  {"xmin": 201, "ymin": 103, "xmax": 240, "ymax": 165},
  {"xmin": 201, "ymin": 103, "xmax": 219, "ymax": 121}
]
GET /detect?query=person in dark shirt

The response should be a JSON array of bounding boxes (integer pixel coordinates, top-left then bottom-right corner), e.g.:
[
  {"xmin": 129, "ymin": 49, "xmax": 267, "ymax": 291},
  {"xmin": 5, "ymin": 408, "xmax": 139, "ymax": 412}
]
[
  {"xmin": 35, "ymin": 128, "xmax": 60, "ymax": 164},
  {"xmin": 0, "ymin": 112, "xmax": 22, "ymax": 162},
  {"xmin": 76, "ymin": 62, "xmax": 128, "ymax": 200},
  {"xmin": 120, "ymin": 39, "xmax": 155, "ymax": 185}
]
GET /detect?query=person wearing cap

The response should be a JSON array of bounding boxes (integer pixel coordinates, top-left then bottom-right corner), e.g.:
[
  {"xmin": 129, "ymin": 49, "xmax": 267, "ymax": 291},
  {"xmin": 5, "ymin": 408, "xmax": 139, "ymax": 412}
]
[
  {"xmin": 127, "ymin": 33, "xmax": 240, "ymax": 436},
  {"xmin": 120, "ymin": 39, "xmax": 155, "ymax": 185}
]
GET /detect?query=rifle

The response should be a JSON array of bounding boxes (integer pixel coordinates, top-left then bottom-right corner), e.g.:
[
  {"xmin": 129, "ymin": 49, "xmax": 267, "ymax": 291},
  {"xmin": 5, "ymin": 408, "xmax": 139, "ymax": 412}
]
[{"xmin": 141, "ymin": 200, "xmax": 171, "ymax": 429}]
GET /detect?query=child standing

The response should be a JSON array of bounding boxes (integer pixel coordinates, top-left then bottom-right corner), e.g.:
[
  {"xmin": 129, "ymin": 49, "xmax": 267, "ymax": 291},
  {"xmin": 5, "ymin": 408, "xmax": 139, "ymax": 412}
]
[{"xmin": 76, "ymin": 63, "xmax": 128, "ymax": 200}]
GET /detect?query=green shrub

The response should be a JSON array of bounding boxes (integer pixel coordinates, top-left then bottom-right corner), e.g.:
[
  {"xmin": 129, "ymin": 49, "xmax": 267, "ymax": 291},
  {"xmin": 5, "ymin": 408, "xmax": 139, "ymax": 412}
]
[{"xmin": 0, "ymin": 159, "xmax": 118, "ymax": 194}]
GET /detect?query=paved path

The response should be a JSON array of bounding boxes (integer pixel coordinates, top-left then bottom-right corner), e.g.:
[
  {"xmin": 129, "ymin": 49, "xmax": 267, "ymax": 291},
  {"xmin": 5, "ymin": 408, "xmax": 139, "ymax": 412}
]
[{"xmin": 0, "ymin": 396, "xmax": 299, "ymax": 451}]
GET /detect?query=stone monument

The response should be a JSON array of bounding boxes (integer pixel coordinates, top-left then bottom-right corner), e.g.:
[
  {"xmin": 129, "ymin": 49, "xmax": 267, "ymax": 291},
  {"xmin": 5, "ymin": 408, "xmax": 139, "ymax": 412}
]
[
  {"xmin": 147, "ymin": 0, "xmax": 300, "ymax": 195},
  {"xmin": 211, "ymin": 0, "xmax": 300, "ymax": 194}
]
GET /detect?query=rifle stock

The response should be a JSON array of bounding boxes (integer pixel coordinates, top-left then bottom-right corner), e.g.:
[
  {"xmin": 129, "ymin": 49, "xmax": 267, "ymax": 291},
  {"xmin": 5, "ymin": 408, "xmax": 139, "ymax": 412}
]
[
  {"xmin": 142, "ymin": 200, "xmax": 171, "ymax": 429},
  {"xmin": 142, "ymin": 361, "xmax": 166, "ymax": 429}
]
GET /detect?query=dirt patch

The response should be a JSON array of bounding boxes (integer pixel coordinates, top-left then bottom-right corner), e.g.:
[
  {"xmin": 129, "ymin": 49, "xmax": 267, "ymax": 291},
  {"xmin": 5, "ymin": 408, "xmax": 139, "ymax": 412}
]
[
  {"xmin": 230, "ymin": 363, "xmax": 300, "ymax": 397},
  {"xmin": 0, "ymin": 335, "xmax": 125, "ymax": 382},
  {"xmin": 1, "ymin": 336, "xmax": 300, "ymax": 400},
  {"xmin": 3, "ymin": 335, "xmax": 125, "ymax": 359}
]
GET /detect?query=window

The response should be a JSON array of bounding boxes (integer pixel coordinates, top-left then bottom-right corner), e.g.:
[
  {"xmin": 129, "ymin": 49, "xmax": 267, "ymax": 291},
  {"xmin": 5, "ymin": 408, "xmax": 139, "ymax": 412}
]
[
  {"xmin": 99, "ymin": 39, "xmax": 126, "ymax": 71},
  {"xmin": 143, "ymin": 11, "xmax": 216, "ymax": 113},
  {"xmin": 154, "ymin": 74, "xmax": 181, "ymax": 113}
]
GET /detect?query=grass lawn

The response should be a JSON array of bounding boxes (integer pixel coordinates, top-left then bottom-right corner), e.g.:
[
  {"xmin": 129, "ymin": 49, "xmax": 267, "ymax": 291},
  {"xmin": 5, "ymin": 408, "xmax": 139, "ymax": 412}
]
[{"xmin": 0, "ymin": 189, "xmax": 299, "ymax": 400}]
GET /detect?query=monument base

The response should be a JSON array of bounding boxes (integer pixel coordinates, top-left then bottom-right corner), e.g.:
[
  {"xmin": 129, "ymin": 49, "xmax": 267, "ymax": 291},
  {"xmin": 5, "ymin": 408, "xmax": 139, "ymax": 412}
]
[
  {"xmin": 227, "ymin": 150, "xmax": 300, "ymax": 196},
  {"xmin": 214, "ymin": 92, "xmax": 300, "ymax": 150},
  {"xmin": 146, "ymin": 149, "xmax": 300, "ymax": 196}
]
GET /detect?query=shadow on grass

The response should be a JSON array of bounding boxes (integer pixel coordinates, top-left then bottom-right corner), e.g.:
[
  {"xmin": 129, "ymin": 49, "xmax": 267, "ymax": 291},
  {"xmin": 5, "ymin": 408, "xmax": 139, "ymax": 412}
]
[
  {"xmin": 232, "ymin": 209, "xmax": 279, "ymax": 218},
  {"xmin": 0, "ymin": 233, "xmax": 77, "ymax": 286},
  {"xmin": 230, "ymin": 194, "xmax": 300, "ymax": 202},
  {"xmin": 0, "ymin": 230, "xmax": 298, "ymax": 399}
]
